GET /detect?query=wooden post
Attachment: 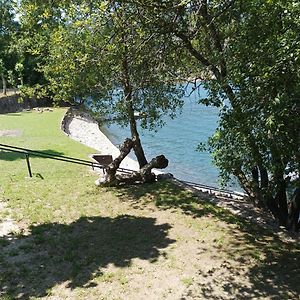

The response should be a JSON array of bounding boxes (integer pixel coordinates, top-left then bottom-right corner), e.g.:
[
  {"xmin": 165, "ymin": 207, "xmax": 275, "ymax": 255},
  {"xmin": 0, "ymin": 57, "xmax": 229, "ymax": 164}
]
[{"xmin": 25, "ymin": 153, "xmax": 32, "ymax": 177}]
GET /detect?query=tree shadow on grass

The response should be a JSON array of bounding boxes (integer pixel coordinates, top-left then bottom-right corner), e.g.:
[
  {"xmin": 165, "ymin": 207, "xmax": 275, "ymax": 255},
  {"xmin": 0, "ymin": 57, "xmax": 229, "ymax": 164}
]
[
  {"xmin": 0, "ymin": 149, "xmax": 65, "ymax": 161},
  {"xmin": 189, "ymin": 236, "xmax": 300, "ymax": 300},
  {"xmin": 0, "ymin": 215, "xmax": 174, "ymax": 299},
  {"xmin": 115, "ymin": 181, "xmax": 300, "ymax": 299}
]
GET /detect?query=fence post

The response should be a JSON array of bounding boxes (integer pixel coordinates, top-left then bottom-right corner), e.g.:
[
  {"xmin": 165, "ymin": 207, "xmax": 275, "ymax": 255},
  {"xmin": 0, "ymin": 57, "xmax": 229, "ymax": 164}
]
[{"xmin": 25, "ymin": 153, "xmax": 32, "ymax": 177}]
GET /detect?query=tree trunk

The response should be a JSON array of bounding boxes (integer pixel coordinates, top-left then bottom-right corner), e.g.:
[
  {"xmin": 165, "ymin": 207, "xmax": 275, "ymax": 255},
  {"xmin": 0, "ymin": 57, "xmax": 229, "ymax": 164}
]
[
  {"xmin": 256, "ymin": 166, "xmax": 270, "ymax": 209},
  {"xmin": 266, "ymin": 195, "xmax": 281, "ymax": 222},
  {"xmin": 105, "ymin": 138, "xmax": 134, "ymax": 184},
  {"xmin": 121, "ymin": 36, "xmax": 148, "ymax": 168},
  {"xmin": 259, "ymin": 166, "xmax": 269, "ymax": 189},
  {"xmin": 265, "ymin": 176, "xmax": 288, "ymax": 227},
  {"xmin": 251, "ymin": 165, "xmax": 271, "ymax": 209},
  {"xmin": 287, "ymin": 188, "xmax": 300, "ymax": 232},
  {"xmin": 252, "ymin": 166, "xmax": 259, "ymax": 187},
  {"xmin": 1, "ymin": 73, "xmax": 7, "ymax": 95},
  {"xmin": 234, "ymin": 167, "xmax": 256, "ymax": 200},
  {"xmin": 128, "ymin": 101, "xmax": 148, "ymax": 168},
  {"xmin": 251, "ymin": 166, "xmax": 265, "ymax": 208},
  {"xmin": 98, "ymin": 138, "xmax": 168, "ymax": 186},
  {"xmin": 274, "ymin": 179, "xmax": 288, "ymax": 226},
  {"xmin": 269, "ymin": 148, "xmax": 289, "ymax": 226},
  {"xmin": 114, "ymin": 154, "xmax": 168, "ymax": 185}
]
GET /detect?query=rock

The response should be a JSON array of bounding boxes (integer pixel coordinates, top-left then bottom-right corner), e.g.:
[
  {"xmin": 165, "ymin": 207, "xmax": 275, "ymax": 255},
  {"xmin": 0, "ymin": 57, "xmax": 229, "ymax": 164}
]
[
  {"xmin": 95, "ymin": 173, "xmax": 108, "ymax": 186},
  {"xmin": 156, "ymin": 173, "xmax": 174, "ymax": 181}
]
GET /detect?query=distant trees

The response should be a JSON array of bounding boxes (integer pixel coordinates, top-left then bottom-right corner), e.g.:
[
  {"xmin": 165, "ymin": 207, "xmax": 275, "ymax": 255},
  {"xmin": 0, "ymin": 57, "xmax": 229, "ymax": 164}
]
[
  {"xmin": 0, "ymin": 0, "xmax": 40, "ymax": 93},
  {"xmin": 0, "ymin": 0, "xmax": 18, "ymax": 93}
]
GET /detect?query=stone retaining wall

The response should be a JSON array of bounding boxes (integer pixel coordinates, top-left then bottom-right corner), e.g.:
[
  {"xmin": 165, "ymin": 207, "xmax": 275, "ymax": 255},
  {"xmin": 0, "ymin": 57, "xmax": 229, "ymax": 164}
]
[{"xmin": 0, "ymin": 94, "xmax": 53, "ymax": 114}]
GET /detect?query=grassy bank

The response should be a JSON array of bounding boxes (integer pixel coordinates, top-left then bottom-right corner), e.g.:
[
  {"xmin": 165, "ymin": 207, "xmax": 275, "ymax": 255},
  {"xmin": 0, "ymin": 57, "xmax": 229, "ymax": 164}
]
[
  {"xmin": 0, "ymin": 109, "xmax": 99, "ymax": 225},
  {"xmin": 0, "ymin": 109, "xmax": 299, "ymax": 299}
]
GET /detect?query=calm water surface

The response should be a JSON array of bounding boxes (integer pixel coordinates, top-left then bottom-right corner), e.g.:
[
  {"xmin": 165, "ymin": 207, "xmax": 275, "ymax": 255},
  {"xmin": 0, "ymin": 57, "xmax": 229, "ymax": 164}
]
[{"xmin": 101, "ymin": 87, "xmax": 234, "ymax": 188}]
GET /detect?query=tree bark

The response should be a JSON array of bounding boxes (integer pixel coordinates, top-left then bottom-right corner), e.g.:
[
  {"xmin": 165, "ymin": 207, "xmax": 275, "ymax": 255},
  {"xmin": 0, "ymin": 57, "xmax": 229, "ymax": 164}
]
[
  {"xmin": 1, "ymin": 73, "xmax": 7, "ymax": 95},
  {"xmin": 259, "ymin": 166, "xmax": 269, "ymax": 189},
  {"xmin": 287, "ymin": 188, "xmax": 300, "ymax": 232},
  {"xmin": 98, "ymin": 138, "xmax": 168, "ymax": 186},
  {"xmin": 251, "ymin": 166, "xmax": 259, "ymax": 187},
  {"xmin": 114, "ymin": 154, "xmax": 168, "ymax": 185},
  {"xmin": 105, "ymin": 138, "xmax": 134, "ymax": 184},
  {"xmin": 274, "ymin": 178, "xmax": 288, "ymax": 226},
  {"xmin": 266, "ymin": 195, "xmax": 281, "ymax": 222},
  {"xmin": 265, "ymin": 175, "xmax": 288, "ymax": 227},
  {"xmin": 121, "ymin": 35, "xmax": 148, "ymax": 168},
  {"xmin": 255, "ymin": 165, "xmax": 270, "ymax": 209},
  {"xmin": 250, "ymin": 165, "xmax": 265, "ymax": 207},
  {"xmin": 234, "ymin": 167, "xmax": 256, "ymax": 200},
  {"xmin": 127, "ymin": 100, "xmax": 148, "ymax": 167}
]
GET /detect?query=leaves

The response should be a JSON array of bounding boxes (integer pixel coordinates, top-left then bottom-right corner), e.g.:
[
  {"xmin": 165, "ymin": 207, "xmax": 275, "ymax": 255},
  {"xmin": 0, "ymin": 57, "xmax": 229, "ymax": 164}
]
[{"xmin": 11, "ymin": 0, "xmax": 300, "ymax": 210}]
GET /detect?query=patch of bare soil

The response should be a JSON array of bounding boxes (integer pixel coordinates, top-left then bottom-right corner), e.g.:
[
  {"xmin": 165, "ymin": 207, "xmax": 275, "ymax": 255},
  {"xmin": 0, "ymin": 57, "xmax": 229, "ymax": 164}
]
[
  {"xmin": 0, "ymin": 203, "xmax": 203, "ymax": 299},
  {"xmin": 0, "ymin": 183, "xmax": 299, "ymax": 299},
  {"xmin": 0, "ymin": 129, "xmax": 22, "ymax": 137},
  {"xmin": 0, "ymin": 202, "xmax": 20, "ymax": 237}
]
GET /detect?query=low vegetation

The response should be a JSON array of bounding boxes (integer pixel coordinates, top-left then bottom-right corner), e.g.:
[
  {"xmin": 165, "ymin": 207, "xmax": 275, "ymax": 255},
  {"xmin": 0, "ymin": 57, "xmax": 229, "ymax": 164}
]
[{"xmin": 0, "ymin": 109, "xmax": 299, "ymax": 299}]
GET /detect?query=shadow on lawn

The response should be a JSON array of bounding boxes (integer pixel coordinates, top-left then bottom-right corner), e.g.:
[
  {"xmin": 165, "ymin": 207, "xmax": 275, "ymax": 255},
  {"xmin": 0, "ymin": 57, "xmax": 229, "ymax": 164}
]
[
  {"xmin": 0, "ymin": 149, "xmax": 65, "ymax": 161},
  {"xmin": 0, "ymin": 215, "xmax": 174, "ymax": 299},
  {"xmin": 115, "ymin": 181, "xmax": 300, "ymax": 299}
]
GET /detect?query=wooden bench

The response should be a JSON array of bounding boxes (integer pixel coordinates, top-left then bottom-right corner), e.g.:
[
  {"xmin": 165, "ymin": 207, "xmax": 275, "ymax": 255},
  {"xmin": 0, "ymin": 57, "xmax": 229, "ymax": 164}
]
[{"xmin": 91, "ymin": 154, "xmax": 113, "ymax": 173}]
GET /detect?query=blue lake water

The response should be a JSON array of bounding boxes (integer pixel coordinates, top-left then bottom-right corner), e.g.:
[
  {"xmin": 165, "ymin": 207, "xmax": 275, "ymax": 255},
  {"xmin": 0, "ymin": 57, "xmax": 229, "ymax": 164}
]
[{"xmin": 100, "ymin": 86, "xmax": 235, "ymax": 188}]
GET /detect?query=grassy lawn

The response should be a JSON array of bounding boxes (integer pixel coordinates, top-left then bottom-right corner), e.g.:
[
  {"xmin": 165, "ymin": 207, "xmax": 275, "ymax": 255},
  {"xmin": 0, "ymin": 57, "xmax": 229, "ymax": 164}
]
[{"xmin": 0, "ymin": 109, "xmax": 299, "ymax": 299}]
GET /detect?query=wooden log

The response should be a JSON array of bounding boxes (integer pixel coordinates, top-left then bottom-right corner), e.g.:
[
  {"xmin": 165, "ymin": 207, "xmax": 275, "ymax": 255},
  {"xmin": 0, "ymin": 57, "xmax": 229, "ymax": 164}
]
[
  {"xmin": 105, "ymin": 138, "xmax": 134, "ymax": 184},
  {"xmin": 96, "ymin": 137, "xmax": 168, "ymax": 186},
  {"xmin": 114, "ymin": 155, "xmax": 169, "ymax": 185}
]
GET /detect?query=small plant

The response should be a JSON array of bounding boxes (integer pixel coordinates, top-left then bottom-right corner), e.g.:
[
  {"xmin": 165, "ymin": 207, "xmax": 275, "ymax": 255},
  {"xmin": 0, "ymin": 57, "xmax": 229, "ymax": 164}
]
[{"xmin": 181, "ymin": 277, "xmax": 193, "ymax": 287}]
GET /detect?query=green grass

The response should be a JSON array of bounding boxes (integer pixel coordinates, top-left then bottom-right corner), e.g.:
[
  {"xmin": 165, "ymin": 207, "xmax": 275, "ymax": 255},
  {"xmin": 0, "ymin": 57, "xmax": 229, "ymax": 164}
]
[
  {"xmin": 0, "ymin": 109, "xmax": 299, "ymax": 300},
  {"xmin": 0, "ymin": 109, "xmax": 104, "ymax": 224}
]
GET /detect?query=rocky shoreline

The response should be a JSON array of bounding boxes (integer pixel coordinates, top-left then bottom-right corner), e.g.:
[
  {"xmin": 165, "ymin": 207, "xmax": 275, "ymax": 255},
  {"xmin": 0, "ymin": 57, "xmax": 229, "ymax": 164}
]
[{"xmin": 61, "ymin": 108, "xmax": 139, "ymax": 171}]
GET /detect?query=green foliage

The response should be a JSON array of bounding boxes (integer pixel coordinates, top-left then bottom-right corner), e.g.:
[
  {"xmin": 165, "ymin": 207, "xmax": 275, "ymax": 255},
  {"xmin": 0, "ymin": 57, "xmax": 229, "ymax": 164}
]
[
  {"xmin": 0, "ymin": 0, "xmax": 19, "ymax": 87},
  {"xmin": 10, "ymin": 0, "xmax": 300, "ymax": 225},
  {"xmin": 18, "ymin": 1, "xmax": 184, "ymax": 131},
  {"xmin": 127, "ymin": 0, "xmax": 299, "ymax": 225},
  {"xmin": 206, "ymin": 0, "xmax": 300, "ymax": 186}
]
